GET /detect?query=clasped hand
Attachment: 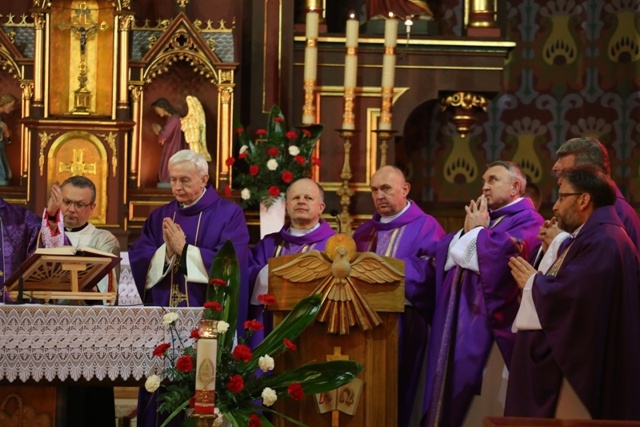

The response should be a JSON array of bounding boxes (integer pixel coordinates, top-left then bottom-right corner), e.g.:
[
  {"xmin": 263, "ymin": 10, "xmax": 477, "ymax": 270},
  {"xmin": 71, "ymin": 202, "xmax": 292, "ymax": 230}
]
[
  {"xmin": 163, "ymin": 218, "xmax": 186, "ymax": 258},
  {"xmin": 464, "ymin": 195, "xmax": 490, "ymax": 233},
  {"xmin": 537, "ymin": 217, "xmax": 562, "ymax": 252}
]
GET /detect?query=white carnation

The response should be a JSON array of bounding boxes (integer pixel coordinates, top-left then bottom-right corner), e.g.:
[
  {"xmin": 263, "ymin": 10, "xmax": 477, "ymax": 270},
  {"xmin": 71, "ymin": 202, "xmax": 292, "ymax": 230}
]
[
  {"xmin": 162, "ymin": 312, "xmax": 180, "ymax": 325},
  {"xmin": 217, "ymin": 321, "xmax": 230, "ymax": 334},
  {"xmin": 261, "ymin": 387, "xmax": 278, "ymax": 407},
  {"xmin": 145, "ymin": 374, "xmax": 161, "ymax": 392},
  {"xmin": 241, "ymin": 188, "xmax": 251, "ymax": 200},
  {"xmin": 258, "ymin": 354, "xmax": 275, "ymax": 372},
  {"xmin": 239, "ymin": 145, "xmax": 248, "ymax": 154},
  {"xmin": 267, "ymin": 159, "xmax": 278, "ymax": 171},
  {"xmin": 288, "ymin": 145, "xmax": 300, "ymax": 156}
]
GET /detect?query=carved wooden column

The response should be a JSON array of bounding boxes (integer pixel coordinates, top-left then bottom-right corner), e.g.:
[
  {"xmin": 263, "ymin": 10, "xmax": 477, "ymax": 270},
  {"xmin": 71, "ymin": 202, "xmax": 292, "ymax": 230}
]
[
  {"xmin": 216, "ymin": 68, "xmax": 235, "ymax": 189},
  {"xmin": 116, "ymin": 12, "xmax": 133, "ymax": 120},
  {"xmin": 30, "ymin": 10, "xmax": 46, "ymax": 115},
  {"xmin": 128, "ymin": 85, "xmax": 143, "ymax": 186}
]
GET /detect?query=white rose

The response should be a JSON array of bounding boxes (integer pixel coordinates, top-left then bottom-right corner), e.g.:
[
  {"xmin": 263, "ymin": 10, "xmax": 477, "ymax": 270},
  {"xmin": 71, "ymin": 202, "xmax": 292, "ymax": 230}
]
[
  {"xmin": 217, "ymin": 321, "xmax": 230, "ymax": 334},
  {"xmin": 267, "ymin": 159, "xmax": 278, "ymax": 171},
  {"xmin": 162, "ymin": 312, "xmax": 180, "ymax": 325},
  {"xmin": 241, "ymin": 188, "xmax": 251, "ymax": 200},
  {"xmin": 145, "ymin": 374, "xmax": 161, "ymax": 392},
  {"xmin": 239, "ymin": 145, "xmax": 248, "ymax": 154},
  {"xmin": 261, "ymin": 387, "xmax": 278, "ymax": 407},
  {"xmin": 288, "ymin": 145, "xmax": 300, "ymax": 156},
  {"xmin": 258, "ymin": 354, "xmax": 275, "ymax": 372}
]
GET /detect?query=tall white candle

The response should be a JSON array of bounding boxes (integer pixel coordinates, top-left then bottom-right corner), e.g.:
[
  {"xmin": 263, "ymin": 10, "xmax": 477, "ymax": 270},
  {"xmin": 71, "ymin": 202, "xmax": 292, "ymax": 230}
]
[
  {"xmin": 194, "ymin": 321, "xmax": 218, "ymax": 414},
  {"xmin": 342, "ymin": 14, "xmax": 359, "ymax": 130},
  {"xmin": 302, "ymin": 9, "xmax": 320, "ymax": 125},
  {"xmin": 379, "ymin": 14, "xmax": 398, "ymax": 131}
]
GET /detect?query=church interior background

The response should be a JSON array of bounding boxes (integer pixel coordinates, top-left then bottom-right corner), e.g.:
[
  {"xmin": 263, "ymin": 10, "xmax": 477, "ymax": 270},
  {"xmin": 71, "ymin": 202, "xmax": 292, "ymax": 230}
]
[{"xmin": 0, "ymin": 0, "xmax": 638, "ymax": 424}]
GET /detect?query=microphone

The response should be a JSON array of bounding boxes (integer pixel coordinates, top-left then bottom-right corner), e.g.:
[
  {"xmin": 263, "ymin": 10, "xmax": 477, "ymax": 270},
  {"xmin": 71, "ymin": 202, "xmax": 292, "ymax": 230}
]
[{"xmin": 330, "ymin": 209, "xmax": 342, "ymax": 234}]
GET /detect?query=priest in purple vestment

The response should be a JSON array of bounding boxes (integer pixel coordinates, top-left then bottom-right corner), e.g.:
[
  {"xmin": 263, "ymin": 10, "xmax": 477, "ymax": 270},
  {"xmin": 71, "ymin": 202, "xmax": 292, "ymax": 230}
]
[
  {"xmin": 247, "ymin": 178, "xmax": 335, "ymax": 348},
  {"xmin": 506, "ymin": 167, "xmax": 640, "ymax": 420},
  {"xmin": 422, "ymin": 161, "xmax": 544, "ymax": 427},
  {"xmin": 352, "ymin": 165, "xmax": 445, "ymax": 427},
  {"xmin": 130, "ymin": 150, "xmax": 249, "ymax": 427},
  {"xmin": 152, "ymin": 98, "xmax": 186, "ymax": 184}
]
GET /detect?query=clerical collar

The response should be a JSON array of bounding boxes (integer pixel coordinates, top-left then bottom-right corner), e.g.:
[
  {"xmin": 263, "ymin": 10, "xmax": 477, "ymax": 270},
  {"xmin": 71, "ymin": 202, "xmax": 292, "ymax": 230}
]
[
  {"xmin": 65, "ymin": 222, "xmax": 90, "ymax": 233},
  {"xmin": 491, "ymin": 197, "xmax": 524, "ymax": 213},
  {"xmin": 572, "ymin": 223, "xmax": 585, "ymax": 237},
  {"xmin": 180, "ymin": 187, "xmax": 207, "ymax": 208},
  {"xmin": 380, "ymin": 201, "xmax": 411, "ymax": 224},
  {"xmin": 289, "ymin": 221, "xmax": 321, "ymax": 236}
]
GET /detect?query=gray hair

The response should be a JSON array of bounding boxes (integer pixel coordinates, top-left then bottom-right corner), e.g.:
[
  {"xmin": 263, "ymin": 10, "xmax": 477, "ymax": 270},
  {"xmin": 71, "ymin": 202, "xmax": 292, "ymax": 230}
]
[
  {"xmin": 556, "ymin": 137, "xmax": 610, "ymax": 175},
  {"xmin": 286, "ymin": 178, "xmax": 325, "ymax": 202},
  {"xmin": 168, "ymin": 149, "xmax": 209, "ymax": 178},
  {"xmin": 61, "ymin": 175, "xmax": 97, "ymax": 204},
  {"xmin": 487, "ymin": 160, "xmax": 527, "ymax": 196}
]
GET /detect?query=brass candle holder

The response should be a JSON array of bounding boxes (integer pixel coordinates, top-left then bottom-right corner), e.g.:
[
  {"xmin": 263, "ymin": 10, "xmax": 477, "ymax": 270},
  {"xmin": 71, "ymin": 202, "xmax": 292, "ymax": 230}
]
[
  {"xmin": 373, "ymin": 129, "xmax": 397, "ymax": 168},
  {"xmin": 335, "ymin": 129, "xmax": 357, "ymax": 235}
]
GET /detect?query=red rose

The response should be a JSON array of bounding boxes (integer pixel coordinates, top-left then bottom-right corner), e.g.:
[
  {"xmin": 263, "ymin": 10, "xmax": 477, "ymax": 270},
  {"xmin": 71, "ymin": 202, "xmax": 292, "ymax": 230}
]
[
  {"xmin": 255, "ymin": 129, "xmax": 267, "ymax": 136},
  {"xmin": 250, "ymin": 165, "xmax": 260, "ymax": 176},
  {"xmin": 225, "ymin": 157, "xmax": 235, "ymax": 166},
  {"xmin": 311, "ymin": 157, "xmax": 321, "ymax": 166},
  {"xmin": 223, "ymin": 185, "xmax": 232, "ymax": 197},
  {"xmin": 244, "ymin": 319, "xmax": 264, "ymax": 331},
  {"xmin": 232, "ymin": 344, "xmax": 253, "ymax": 363},
  {"xmin": 235, "ymin": 128, "xmax": 244, "ymax": 134},
  {"xmin": 268, "ymin": 186, "xmax": 281, "ymax": 197},
  {"xmin": 190, "ymin": 328, "xmax": 200, "ymax": 339},
  {"xmin": 176, "ymin": 355, "xmax": 193, "ymax": 373},
  {"xmin": 204, "ymin": 301, "xmax": 222, "ymax": 311},
  {"xmin": 287, "ymin": 382, "xmax": 304, "ymax": 400},
  {"xmin": 281, "ymin": 171, "xmax": 293, "ymax": 183},
  {"xmin": 227, "ymin": 374, "xmax": 244, "ymax": 393},
  {"xmin": 152, "ymin": 342, "xmax": 171, "ymax": 357},
  {"xmin": 285, "ymin": 131, "xmax": 297, "ymax": 139},
  {"xmin": 239, "ymin": 151, "xmax": 248, "ymax": 159},
  {"xmin": 284, "ymin": 338, "xmax": 297, "ymax": 351},
  {"xmin": 267, "ymin": 147, "xmax": 280, "ymax": 157},
  {"xmin": 209, "ymin": 278, "xmax": 227, "ymax": 287},
  {"xmin": 249, "ymin": 414, "xmax": 262, "ymax": 427},
  {"xmin": 301, "ymin": 128, "xmax": 312, "ymax": 137},
  {"xmin": 294, "ymin": 155, "xmax": 305, "ymax": 165},
  {"xmin": 257, "ymin": 294, "xmax": 276, "ymax": 306}
]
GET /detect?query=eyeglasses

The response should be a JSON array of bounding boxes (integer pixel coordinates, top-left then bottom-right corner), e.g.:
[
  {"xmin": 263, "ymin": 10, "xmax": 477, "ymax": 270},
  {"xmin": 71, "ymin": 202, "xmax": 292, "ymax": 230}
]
[
  {"xmin": 61, "ymin": 199, "xmax": 94, "ymax": 210},
  {"xmin": 556, "ymin": 192, "xmax": 584, "ymax": 202}
]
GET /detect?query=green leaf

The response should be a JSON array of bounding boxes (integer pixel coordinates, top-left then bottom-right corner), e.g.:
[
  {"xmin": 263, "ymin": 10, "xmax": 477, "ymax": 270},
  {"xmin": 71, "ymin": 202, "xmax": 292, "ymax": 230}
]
[{"xmin": 260, "ymin": 360, "xmax": 364, "ymax": 395}]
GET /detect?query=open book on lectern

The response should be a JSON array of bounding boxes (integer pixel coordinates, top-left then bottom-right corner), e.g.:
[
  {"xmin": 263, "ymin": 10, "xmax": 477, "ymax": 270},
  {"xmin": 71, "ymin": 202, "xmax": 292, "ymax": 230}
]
[{"xmin": 3, "ymin": 245, "xmax": 120, "ymax": 294}]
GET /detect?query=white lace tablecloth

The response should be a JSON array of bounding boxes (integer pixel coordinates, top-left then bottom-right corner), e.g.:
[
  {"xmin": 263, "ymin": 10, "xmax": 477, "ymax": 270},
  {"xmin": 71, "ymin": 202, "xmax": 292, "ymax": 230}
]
[{"xmin": 0, "ymin": 305, "xmax": 203, "ymax": 383}]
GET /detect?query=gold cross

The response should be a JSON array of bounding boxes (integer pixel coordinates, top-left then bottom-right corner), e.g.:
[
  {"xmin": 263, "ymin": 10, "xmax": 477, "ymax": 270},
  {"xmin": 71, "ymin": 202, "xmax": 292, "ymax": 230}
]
[{"xmin": 58, "ymin": 149, "xmax": 97, "ymax": 176}]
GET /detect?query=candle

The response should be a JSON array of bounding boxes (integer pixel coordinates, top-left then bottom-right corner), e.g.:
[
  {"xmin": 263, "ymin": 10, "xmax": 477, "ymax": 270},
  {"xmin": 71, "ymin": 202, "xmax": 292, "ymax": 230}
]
[
  {"xmin": 302, "ymin": 9, "xmax": 320, "ymax": 125},
  {"xmin": 194, "ymin": 320, "xmax": 218, "ymax": 414},
  {"xmin": 342, "ymin": 14, "xmax": 359, "ymax": 130},
  {"xmin": 379, "ymin": 14, "xmax": 398, "ymax": 131}
]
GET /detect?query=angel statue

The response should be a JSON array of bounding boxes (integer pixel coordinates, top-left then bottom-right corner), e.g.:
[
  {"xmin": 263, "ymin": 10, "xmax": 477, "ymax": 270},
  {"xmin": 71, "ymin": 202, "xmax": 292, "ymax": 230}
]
[
  {"xmin": 180, "ymin": 95, "xmax": 212, "ymax": 162},
  {"xmin": 272, "ymin": 234, "xmax": 404, "ymax": 335}
]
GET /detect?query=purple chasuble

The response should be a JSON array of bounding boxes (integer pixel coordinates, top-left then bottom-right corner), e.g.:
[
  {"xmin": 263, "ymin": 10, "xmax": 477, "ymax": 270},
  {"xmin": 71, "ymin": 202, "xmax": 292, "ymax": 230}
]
[
  {"xmin": 614, "ymin": 185, "xmax": 640, "ymax": 252},
  {"xmin": 505, "ymin": 206, "xmax": 640, "ymax": 420},
  {"xmin": 157, "ymin": 113, "xmax": 186, "ymax": 183},
  {"xmin": 423, "ymin": 198, "xmax": 543, "ymax": 427},
  {"xmin": 246, "ymin": 220, "xmax": 336, "ymax": 348},
  {"xmin": 353, "ymin": 201, "xmax": 445, "ymax": 427}
]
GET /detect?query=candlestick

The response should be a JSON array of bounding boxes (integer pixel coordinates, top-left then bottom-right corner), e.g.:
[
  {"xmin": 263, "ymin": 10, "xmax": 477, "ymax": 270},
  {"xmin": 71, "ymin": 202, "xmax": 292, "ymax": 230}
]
[
  {"xmin": 302, "ymin": 9, "xmax": 320, "ymax": 125},
  {"xmin": 342, "ymin": 14, "xmax": 359, "ymax": 130},
  {"xmin": 379, "ymin": 14, "xmax": 398, "ymax": 131}
]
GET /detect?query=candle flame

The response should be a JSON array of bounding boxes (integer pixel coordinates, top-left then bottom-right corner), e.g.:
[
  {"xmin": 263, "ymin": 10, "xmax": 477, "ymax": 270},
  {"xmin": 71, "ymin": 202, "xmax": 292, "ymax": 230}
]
[
  {"xmin": 388, "ymin": 12, "xmax": 394, "ymax": 18},
  {"xmin": 349, "ymin": 13, "xmax": 355, "ymax": 19}
]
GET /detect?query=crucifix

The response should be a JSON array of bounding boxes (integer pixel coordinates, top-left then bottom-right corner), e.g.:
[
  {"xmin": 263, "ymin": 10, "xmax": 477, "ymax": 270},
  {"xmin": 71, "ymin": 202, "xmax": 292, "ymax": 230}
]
[{"xmin": 58, "ymin": 149, "xmax": 97, "ymax": 176}]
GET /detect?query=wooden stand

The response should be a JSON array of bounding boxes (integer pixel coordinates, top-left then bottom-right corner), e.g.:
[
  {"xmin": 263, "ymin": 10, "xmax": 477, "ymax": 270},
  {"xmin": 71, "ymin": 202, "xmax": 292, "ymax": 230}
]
[{"xmin": 269, "ymin": 253, "xmax": 405, "ymax": 426}]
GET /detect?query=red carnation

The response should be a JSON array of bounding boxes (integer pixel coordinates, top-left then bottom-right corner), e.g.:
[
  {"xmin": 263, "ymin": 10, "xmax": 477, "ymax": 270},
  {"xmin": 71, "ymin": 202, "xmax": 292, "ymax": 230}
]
[
  {"xmin": 281, "ymin": 170, "xmax": 293, "ymax": 183},
  {"xmin": 223, "ymin": 185, "xmax": 232, "ymax": 197},
  {"xmin": 152, "ymin": 342, "xmax": 171, "ymax": 357},
  {"xmin": 311, "ymin": 157, "xmax": 321, "ymax": 166},
  {"xmin": 225, "ymin": 157, "xmax": 235, "ymax": 166},
  {"xmin": 284, "ymin": 338, "xmax": 297, "ymax": 351},
  {"xmin": 250, "ymin": 165, "xmax": 260, "ymax": 176},
  {"xmin": 176, "ymin": 355, "xmax": 193, "ymax": 373},
  {"xmin": 209, "ymin": 278, "xmax": 227, "ymax": 287},
  {"xmin": 244, "ymin": 319, "xmax": 264, "ymax": 331},
  {"xmin": 268, "ymin": 185, "xmax": 281, "ymax": 197},
  {"xmin": 267, "ymin": 147, "xmax": 280, "ymax": 157},
  {"xmin": 204, "ymin": 301, "xmax": 222, "ymax": 311},
  {"xmin": 294, "ymin": 155, "xmax": 305, "ymax": 165},
  {"xmin": 285, "ymin": 131, "xmax": 297, "ymax": 139},
  {"xmin": 249, "ymin": 414, "xmax": 262, "ymax": 427},
  {"xmin": 235, "ymin": 128, "xmax": 244, "ymax": 134},
  {"xmin": 257, "ymin": 294, "xmax": 276, "ymax": 306},
  {"xmin": 287, "ymin": 382, "xmax": 304, "ymax": 400},
  {"xmin": 301, "ymin": 128, "xmax": 312, "ymax": 137},
  {"xmin": 232, "ymin": 344, "xmax": 253, "ymax": 363},
  {"xmin": 273, "ymin": 116, "xmax": 284, "ymax": 123},
  {"xmin": 255, "ymin": 129, "xmax": 267, "ymax": 136},
  {"xmin": 227, "ymin": 374, "xmax": 244, "ymax": 393},
  {"xmin": 239, "ymin": 151, "xmax": 248, "ymax": 159},
  {"xmin": 190, "ymin": 328, "xmax": 200, "ymax": 339}
]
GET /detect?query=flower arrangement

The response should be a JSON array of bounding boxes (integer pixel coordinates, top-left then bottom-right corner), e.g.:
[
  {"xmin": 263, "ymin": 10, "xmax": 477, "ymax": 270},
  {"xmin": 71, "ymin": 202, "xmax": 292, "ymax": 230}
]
[
  {"xmin": 145, "ymin": 240, "xmax": 363, "ymax": 427},
  {"xmin": 227, "ymin": 105, "xmax": 323, "ymax": 208}
]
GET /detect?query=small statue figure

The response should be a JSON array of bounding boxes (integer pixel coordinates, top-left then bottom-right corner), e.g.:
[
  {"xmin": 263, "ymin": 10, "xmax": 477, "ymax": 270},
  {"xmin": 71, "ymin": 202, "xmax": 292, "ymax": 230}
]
[
  {"xmin": 151, "ymin": 98, "xmax": 186, "ymax": 184},
  {"xmin": 180, "ymin": 95, "xmax": 212, "ymax": 161},
  {"xmin": 0, "ymin": 93, "xmax": 17, "ymax": 185}
]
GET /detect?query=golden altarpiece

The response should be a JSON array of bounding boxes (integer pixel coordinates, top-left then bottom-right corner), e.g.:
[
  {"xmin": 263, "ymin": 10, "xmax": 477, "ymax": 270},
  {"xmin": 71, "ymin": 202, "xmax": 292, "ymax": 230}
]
[{"xmin": 0, "ymin": 0, "xmax": 237, "ymax": 246}]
